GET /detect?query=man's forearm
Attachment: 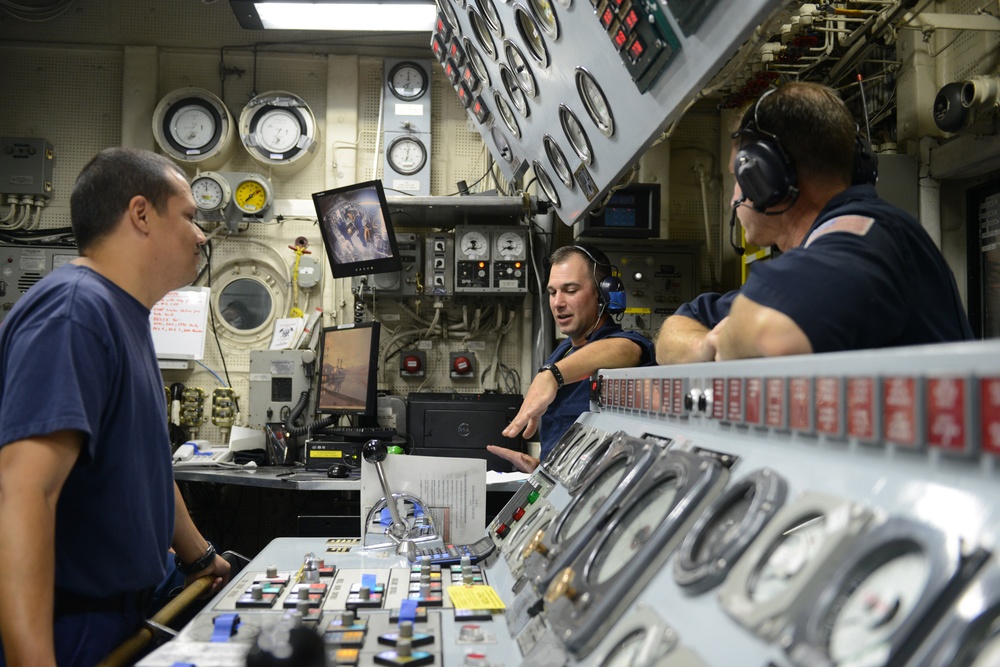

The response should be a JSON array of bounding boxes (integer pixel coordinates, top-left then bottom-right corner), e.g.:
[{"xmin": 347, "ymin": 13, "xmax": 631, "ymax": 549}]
[
  {"xmin": 656, "ymin": 315, "xmax": 714, "ymax": 364},
  {"xmin": 716, "ymin": 296, "xmax": 812, "ymax": 360},
  {"xmin": 554, "ymin": 337, "xmax": 642, "ymax": 383},
  {"xmin": 172, "ymin": 482, "xmax": 211, "ymax": 564}
]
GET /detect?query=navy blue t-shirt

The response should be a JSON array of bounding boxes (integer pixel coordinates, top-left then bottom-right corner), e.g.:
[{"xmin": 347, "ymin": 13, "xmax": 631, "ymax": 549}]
[
  {"xmin": 676, "ymin": 186, "xmax": 973, "ymax": 352},
  {"xmin": 0, "ymin": 264, "xmax": 174, "ymax": 597},
  {"xmin": 539, "ymin": 321, "xmax": 656, "ymax": 460}
]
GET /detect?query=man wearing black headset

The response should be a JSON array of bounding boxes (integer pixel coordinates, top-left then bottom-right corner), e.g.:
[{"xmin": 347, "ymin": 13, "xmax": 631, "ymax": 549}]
[
  {"xmin": 489, "ymin": 244, "xmax": 656, "ymax": 472},
  {"xmin": 656, "ymin": 82, "xmax": 972, "ymax": 363}
]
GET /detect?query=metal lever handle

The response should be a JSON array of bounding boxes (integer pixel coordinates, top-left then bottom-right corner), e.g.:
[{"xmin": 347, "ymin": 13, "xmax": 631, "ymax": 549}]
[{"xmin": 363, "ymin": 439, "xmax": 407, "ymax": 539}]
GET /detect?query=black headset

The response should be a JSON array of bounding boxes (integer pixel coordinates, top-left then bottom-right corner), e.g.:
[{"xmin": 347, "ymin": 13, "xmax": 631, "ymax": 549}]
[
  {"xmin": 571, "ymin": 243, "xmax": 626, "ymax": 316},
  {"xmin": 733, "ymin": 88, "xmax": 878, "ymax": 213}
]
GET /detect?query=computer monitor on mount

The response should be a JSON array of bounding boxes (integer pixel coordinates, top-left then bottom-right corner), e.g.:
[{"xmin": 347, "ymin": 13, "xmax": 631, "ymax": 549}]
[
  {"xmin": 316, "ymin": 321, "xmax": 381, "ymax": 424},
  {"xmin": 313, "ymin": 179, "xmax": 402, "ymax": 279}
]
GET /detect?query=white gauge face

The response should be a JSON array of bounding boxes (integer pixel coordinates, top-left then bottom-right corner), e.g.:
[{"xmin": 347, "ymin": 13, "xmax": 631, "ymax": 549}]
[
  {"xmin": 690, "ymin": 490, "xmax": 756, "ymax": 566},
  {"xmin": 578, "ymin": 69, "xmax": 615, "ymax": 137},
  {"xmin": 170, "ymin": 104, "xmax": 216, "ymax": 149},
  {"xmin": 390, "ymin": 63, "xmax": 428, "ymax": 100},
  {"xmin": 560, "ymin": 105, "xmax": 592, "ymax": 164},
  {"xmin": 191, "ymin": 175, "xmax": 228, "ymax": 212},
  {"xmin": 459, "ymin": 230, "xmax": 489, "ymax": 258},
  {"xmin": 256, "ymin": 109, "xmax": 302, "ymax": 154},
  {"xmin": 558, "ymin": 458, "xmax": 627, "ymax": 542},
  {"xmin": 528, "ymin": 0, "xmax": 558, "ymax": 36},
  {"xmin": 388, "ymin": 137, "xmax": 427, "ymax": 175},
  {"xmin": 599, "ymin": 629, "xmax": 648, "ymax": 667},
  {"xmin": 591, "ymin": 477, "xmax": 679, "ymax": 585},
  {"xmin": 515, "ymin": 6, "xmax": 549, "ymax": 66},
  {"xmin": 505, "ymin": 42, "xmax": 537, "ymax": 97},
  {"xmin": 494, "ymin": 231, "xmax": 523, "ymax": 259},
  {"xmin": 500, "ymin": 66, "xmax": 529, "ymax": 117},
  {"xmin": 825, "ymin": 549, "xmax": 930, "ymax": 666},
  {"xmin": 749, "ymin": 514, "xmax": 826, "ymax": 603},
  {"xmin": 544, "ymin": 136, "xmax": 573, "ymax": 188}
]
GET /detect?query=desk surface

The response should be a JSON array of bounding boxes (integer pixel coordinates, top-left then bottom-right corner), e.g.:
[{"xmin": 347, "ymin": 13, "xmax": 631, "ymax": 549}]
[{"xmin": 173, "ymin": 466, "xmax": 360, "ymax": 490}]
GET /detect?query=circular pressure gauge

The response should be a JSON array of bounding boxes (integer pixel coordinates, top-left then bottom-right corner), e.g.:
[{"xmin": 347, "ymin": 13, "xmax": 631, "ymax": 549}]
[
  {"xmin": 239, "ymin": 91, "xmax": 319, "ymax": 171},
  {"xmin": 560, "ymin": 104, "xmax": 593, "ymax": 165},
  {"xmin": 464, "ymin": 38, "xmax": 491, "ymax": 89},
  {"xmin": 386, "ymin": 135, "xmax": 428, "ymax": 175},
  {"xmin": 152, "ymin": 88, "xmax": 236, "ymax": 169},
  {"xmin": 438, "ymin": 0, "xmax": 459, "ymax": 30},
  {"xmin": 475, "ymin": 0, "xmax": 504, "ymax": 35},
  {"xmin": 494, "ymin": 230, "xmax": 524, "ymax": 259},
  {"xmin": 388, "ymin": 61, "xmax": 429, "ymax": 101},
  {"xmin": 513, "ymin": 5, "xmax": 550, "ymax": 67},
  {"xmin": 589, "ymin": 605, "xmax": 678, "ymax": 667},
  {"xmin": 469, "ymin": 8, "xmax": 498, "ymax": 60},
  {"xmin": 555, "ymin": 455, "xmax": 629, "ymax": 544},
  {"xmin": 673, "ymin": 468, "xmax": 787, "ymax": 594},
  {"xmin": 577, "ymin": 68, "xmax": 616, "ymax": 137},
  {"xmin": 490, "ymin": 126, "xmax": 514, "ymax": 163},
  {"xmin": 545, "ymin": 423, "xmax": 589, "ymax": 473},
  {"xmin": 528, "ymin": 0, "xmax": 559, "ymax": 38},
  {"xmin": 190, "ymin": 172, "xmax": 231, "ymax": 212},
  {"xmin": 458, "ymin": 229, "xmax": 489, "ymax": 258},
  {"xmin": 233, "ymin": 175, "xmax": 274, "ymax": 214},
  {"xmin": 493, "ymin": 91, "xmax": 521, "ymax": 138},
  {"xmin": 504, "ymin": 40, "xmax": 537, "ymax": 97},
  {"xmin": 499, "ymin": 64, "xmax": 530, "ymax": 117},
  {"xmin": 563, "ymin": 432, "xmax": 616, "ymax": 490},
  {"xmin": 533, "ymin": 160, "xmax": 560, "ymax": 208},
  {"xmin": 544, "ymin": 135, "xmax": 574, "ymax": 189}
]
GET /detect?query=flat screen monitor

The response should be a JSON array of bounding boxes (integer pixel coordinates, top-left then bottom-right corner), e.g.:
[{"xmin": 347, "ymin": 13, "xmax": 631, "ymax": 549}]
[
  {"xmin": 577, "ymin": 183, "xmax": 660, "ymax": 238},
  {"xmin": 313, "ymin": 180, "xmax": 402, "ymax": 279},
  {"xmin": 316, "ymin": 321, "xmax": 380, "ymax": 417}
]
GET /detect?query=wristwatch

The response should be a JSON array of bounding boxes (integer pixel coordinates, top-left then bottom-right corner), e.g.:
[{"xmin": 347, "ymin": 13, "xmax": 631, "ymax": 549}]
[
  {"xmin": 176, "ymin": 543, "xmax": 216, "ymax": 576},
  {"xmin": 539, "ymin": 363, "xmax": 565, "ymax": 389}
]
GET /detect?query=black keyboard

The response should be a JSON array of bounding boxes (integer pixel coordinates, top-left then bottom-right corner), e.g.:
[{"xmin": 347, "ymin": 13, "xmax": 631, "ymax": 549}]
[{"xmin": 317, "ymin": 426, "xmax": 397, "ymax": 441}]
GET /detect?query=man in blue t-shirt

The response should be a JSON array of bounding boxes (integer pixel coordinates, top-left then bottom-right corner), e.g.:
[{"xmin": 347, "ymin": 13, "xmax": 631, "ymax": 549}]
[
  {"xmin": 656, "ymin": 82, "xmax": 972, "ymax": 363},
  {"xmin": 0, "ymin": 148, "xmax": 231, "ymax": 666},
  {"xmin": 489, "ymin": 244, "xmax": 656, "ymax": 472}
]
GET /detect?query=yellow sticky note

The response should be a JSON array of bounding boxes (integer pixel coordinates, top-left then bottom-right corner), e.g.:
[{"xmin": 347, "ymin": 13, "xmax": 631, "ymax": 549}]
[{"xmin": 447, "ymin": 585, "xmax": 507, "ymax": 611}]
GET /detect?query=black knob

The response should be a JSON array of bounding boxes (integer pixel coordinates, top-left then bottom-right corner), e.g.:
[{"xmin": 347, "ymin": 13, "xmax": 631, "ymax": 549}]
[{"xmin": 362, "ymin": 438, "xmax": 387, "ymax": 464}]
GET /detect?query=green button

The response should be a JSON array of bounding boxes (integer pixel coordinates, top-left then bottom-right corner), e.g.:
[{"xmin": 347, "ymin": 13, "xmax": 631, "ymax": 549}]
[
  {"xmin": 386, "ymin": 446, "xmax": 405, "ymax": 455},
  {"xmin": 526, "ymin": 490, "xmax": 540, "ymax": 504}
]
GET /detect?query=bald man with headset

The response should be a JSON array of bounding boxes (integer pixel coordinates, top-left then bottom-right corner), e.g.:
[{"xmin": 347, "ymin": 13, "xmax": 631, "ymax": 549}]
[
  {"xmin": 657, "ymin": 81, "xmax": 972, "ymax": 363},
  {"xmin": 489, "ymin": 244, "xmax": 656, "ymax": 472}
]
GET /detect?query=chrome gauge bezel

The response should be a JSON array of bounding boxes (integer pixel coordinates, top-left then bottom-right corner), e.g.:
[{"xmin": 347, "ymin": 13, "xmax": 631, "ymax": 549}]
[
  {"xmin": 587, "ymin": 604, "xmax": 678, "ymax": 667},
  {"xmin": 559, "ymin": 104, "xmax": 593, "ymax": 165},
  {"xmin": 563, "ymin": 431, "xmax": 617, "ymax": 492},
  {"xmin": 544, "ymin": 135, "xmax": 574, "ymax": 189},
  {"xmin": 512, "ymin": 4, "xmax": 550, "ymax": 67},
  {"xmin": 576, "ymin": 67, "xmax": 615, "ymax": 138},
  {"xmin": 533, "ymin": 160, "xmax": 560, "ymax": 207},
  {"xmin": 718, "ymin": 492, "xmax": 873, "ymax": 642},
  {"xmin": 437, "ymin": 0, "xmax": 459, "ymax": 31},
  {"xmin": 475, "ymin": 0, "xmax": 504, "ymax": 36},
  {"xmin": 527, "ymin": 0, "xmax": 559, "ymax": 40},
  {"xmin": 499, "ymin": 64, "xmax": 530, "ymax": 117},
  {"xmin": 542, "ymin": 422, "xmax": 588, "ymax": 474},
  {"xmin": 549, "ymin": 449, "xmax": 727, "ymax": 658},
  {"xmin": 190, "ymin": 171, "xmax": 232, "ymax": 213},
  {"xmin": 468, "ymin": 8, "xmax": 498, "ymax": 60},
  {"xmin": 463, "ymin": 37, "xmax": 491, "ymax": 89},
  {"xmin": 504, "ymin": 39, "xmax": 538, "ymax": 98},
  {"xmin": 786, "ymin": 516, "xmax": 968, "ymax": 667},
  {"xmin": 489, "ymin": 125, "xmax": 515, "ymax": 163},
  {"xmin": 673, "ymin": 468, "xmax": 787, "ymax": 594},
  {"xmin": 492, "ymin": 90, "xmax": 522, "ymax": 139}
]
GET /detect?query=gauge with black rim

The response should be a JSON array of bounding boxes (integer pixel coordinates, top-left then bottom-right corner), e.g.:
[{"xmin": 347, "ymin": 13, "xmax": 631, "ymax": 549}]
[
  {"xmin": 388, "ymin": 61, "xmax": 429, "ymax": 101},
  {"xmin": 527, "ymin": 0, "xmax": 558, "ymax": 38},
  {"xmin": 463, "ymin": 38, "xmax": 491, "ymax": 89},
  {"xmin": 504, "ymin": 40, "xmax": 537, "ymax": 98},
  {"xmin": 786, "ymin": 517, "xmax": 972, "ymax": 667},
  {"xmin": 152, "ymin": 88, "xmax": 236, "ymax": 168},
  {"xmin": 499, "ymin": 64, "xmax": 530, "ymax": 117},
  {"xmin": 673, "ymin": 468, "xmax": 787, "ymax": 594},
  {"xmin": 489, "ymin": 125, "xmax": 515, "ymax": 164},
  {"xmin": 475, "ymin": 0, "xmax": 504, "ymax": 35},
  {"xmin": 386, "ymin": 135, "xmax": 428, "ymax": 175},
  {"xmin": 468, "ymin": 8, "xmax": 498, "ymax": 60},
  {"xmin": 513, "ymin": 4, "xmax": 550, "ymax": 67},
  {"xmin": 544, "ymin": 135, "xmax": 573, "ymax": 189},
  {"xmin": 560, "ymin": 104, "xmax": 593, "ymax": 165},
  {"xmin": 492, "ymin": 91, "xmax": 521, "ymax": 138},
  {"xmin": 533, "ymin": 161, "xmax": 560, "ymax": 208},
  {"xmin": 576, "ymin": 68, "xmax": 615, "ymax": 137}
]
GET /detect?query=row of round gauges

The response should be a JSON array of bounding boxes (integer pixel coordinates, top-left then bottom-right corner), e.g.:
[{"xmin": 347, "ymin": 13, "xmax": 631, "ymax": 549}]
[
  {"xmin": 456, "ymin": 228, "xmax": 527, "ymax": 260},
  {"xmin": 152, "ymin": 88, "xmax": 319, "ymax": 173},
  {"xmin": 189, "ymin": 171, "xmax": 273, "ymax": 215}
]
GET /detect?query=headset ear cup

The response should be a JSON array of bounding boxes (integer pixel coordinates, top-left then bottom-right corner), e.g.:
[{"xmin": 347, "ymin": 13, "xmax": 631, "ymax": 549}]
[
  {"xmin": 852, "ymin": 135, "xmax": 879, "ymax": 186},
  {"xmin": 600, "ymin": 276, "xmax": 626, "ymax": 314},
  {"xmin": 734, "ymin": 139, "xmax": 796, "ymax": 210}
]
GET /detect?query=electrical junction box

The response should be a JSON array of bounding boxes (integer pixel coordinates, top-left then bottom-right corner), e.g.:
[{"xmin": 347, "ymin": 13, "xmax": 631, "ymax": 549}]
[
  {"xmin": 0, "ymin": 138, "xmax": 54, "ymax": 198},
  {"xmin": 248, "ymin": 349, "xmax": 317, "ymax": 428},
  {"xmin": 352, "ymin": 233, "xmax": 423, "ymax": 297},
  {"xmin": 0, "ymin": 244, "xmax": 78, "ymax": 322}
]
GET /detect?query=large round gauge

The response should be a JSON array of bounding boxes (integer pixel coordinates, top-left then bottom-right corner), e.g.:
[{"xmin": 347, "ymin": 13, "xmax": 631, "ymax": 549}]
[
  {"xmin": 492, "ymin": 91, "xmax": 521, "ymax": 138},
  {"xmin": 504, "ymin": 40, "xmax": 537, "ymax": 98},
  {"xmin": 499, "ymin": 64, "xmax": 530, "ymax": 118},
  {"xmin": 463, "ymin": 38, "xmax": 491, "ymax": 89},
  {"xmin": 673, "ymin": 469, "xmax": 787, "ymax": 594},
  {"xmin": 494, "ymin": 230, "xmax": 524, "ymax": 260},
  {"xmin": 556, "ymin": 456, "xmax": 630, "ymax": 545},
  {"xmin": 239, "ymin": 91, "xmax": 319, "ymax": 171},
  {"xmin": 786, "ymin": 517, "xmax": 966, "ymax": 667},
  {"xmin": 527, "ymin": 0, "xmax": 559, "ymax": 38},
  {"xmin": 544, "ymin": 135, "xmax": 574, "ymax": 189},
  {"xmin": 386, "ymin": 135, "xmax": 428, "ymax": 175},
  {"xmin": 388, "ymin": 61, "xmax": 429, "ymax": 101},
  {"xmin": 560, "ymin": 104, "xmax": 593, "ymax": 165},
  {"xmin": 563, "ymin": 432, "xmax": 616, "ymax": 490},
  {"xmin": 468, "ymin": 8, "xmax": 498, "ymax": 60},
  {"xmin": 577, "ymin": 68, "xmax": 615, "ymax": 138},
  {"xmin": 589, "ymin": 605, "xmax": 677, "ymax": 667},
  {"xmin": 489, "ymin": 126, "xmax": 514, "ymax": 164},
  {"xmin": 475, "ymin": 0, "xmax": 504, "ymax": 35},
  {"xmin": 233, "ymin": 175, "xmax": 274, "ymax": 215},
  {"xmin": 513, "ymin": 5, "xmax": 550, "ymax": 67},
  {"xmin": 458, "ymin": 229, "xmax": 489, "ymax": 258},
  {"xmin": 152, "ymin": 87, "xmax": 236, "ymax": 169},
  {"xmin": 190, "ymin": 172, "xmax": 231, "ymax": 212},
  {"xmin": 533, "ymin": 161, "xmax": 560, "ymax": 208}
]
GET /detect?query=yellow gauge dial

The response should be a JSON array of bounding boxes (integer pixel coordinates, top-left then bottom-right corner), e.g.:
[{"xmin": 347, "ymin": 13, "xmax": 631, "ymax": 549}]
[{"xmin": 233, "ymin": 176, "xmax": 273, "ymax": 214}]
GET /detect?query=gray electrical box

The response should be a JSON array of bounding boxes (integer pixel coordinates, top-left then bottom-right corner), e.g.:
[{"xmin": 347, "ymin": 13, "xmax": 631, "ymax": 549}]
[
  {"xmin": 0, "ymin": 244, "xmax": 78, "ymax": 321},
  {"xmin": 248, "ymin": 349, "xmax": 317, "ymax": 428},
  {"xmin": 424, "ymin": 234, "xmax": 454, "ymax": 296},
  {"xmin": 0, "ymin": 138, "xmax": 54, "ymax": 198},
  {"xmin": 352, "ymin": 232, "xmax": 423, "ymax": 296}
]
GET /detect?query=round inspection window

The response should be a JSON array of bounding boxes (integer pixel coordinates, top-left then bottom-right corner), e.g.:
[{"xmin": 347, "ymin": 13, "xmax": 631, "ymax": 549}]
[{"xmin": 217, "ymin": 278, "xmax": 273, "ymax": 331}]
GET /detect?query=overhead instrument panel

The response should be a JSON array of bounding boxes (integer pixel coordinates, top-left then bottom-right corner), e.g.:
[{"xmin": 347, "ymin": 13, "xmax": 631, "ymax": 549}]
[{"xmin": 431, "ymin": 0, "xmax": 788, "ymax": 224}]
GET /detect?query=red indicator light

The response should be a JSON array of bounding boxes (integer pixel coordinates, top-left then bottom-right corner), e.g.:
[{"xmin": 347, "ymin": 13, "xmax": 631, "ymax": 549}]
[
  {"xmin": 624, "ymin": 9, "xmax": 639, "ymax": 30},
  {"xmin": 613, "ymin": 28, "xmax": 628, "ymax": 49},
  {"xmin": 600, "ymin": 7, "xmax": 614, "ymax": 28},
  {"xmin": 515, "ymin": 261, "xmax": 521, "ymax": 268},
  {"xmin": 478, "ymin": 261, "xmax": 485, "ymax": 268},
  {"xmin": 628, "ymin": 36, "xmax": 645, "ymax": 62},
  {"xmin": 512, "ymin": 507, "xmax": 525, "ymax": 521}
]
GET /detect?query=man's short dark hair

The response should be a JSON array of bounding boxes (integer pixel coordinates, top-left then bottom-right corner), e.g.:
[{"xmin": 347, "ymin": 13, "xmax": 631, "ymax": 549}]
[
  {"xmin": 70, "ymin": 148, "xmax": 187, "ymax": 252},
  {"xmin": 549, "ymin": 245, "xmax": 611, "ymax": 287},
  {"xmin": 747, "ymin": 82, "xmax": 857, "ymax": 186}
]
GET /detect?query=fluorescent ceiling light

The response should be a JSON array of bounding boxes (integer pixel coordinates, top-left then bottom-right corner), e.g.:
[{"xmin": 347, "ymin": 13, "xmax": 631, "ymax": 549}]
[{"xmin": 230, "ymin": 0, "xmax": 437, "ymax": 31}]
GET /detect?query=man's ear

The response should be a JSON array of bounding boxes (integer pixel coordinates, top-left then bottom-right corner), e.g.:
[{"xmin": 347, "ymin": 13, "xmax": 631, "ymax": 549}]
[{"xmin": 128, "ymin": 194, "xmax": 152, "ymax": 234}]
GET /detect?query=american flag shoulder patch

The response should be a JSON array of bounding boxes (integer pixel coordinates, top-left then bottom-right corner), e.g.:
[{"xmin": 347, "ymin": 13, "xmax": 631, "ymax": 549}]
[{"xmin": 804, "ymin": 215, "xmax": 875, "ymax": 248}]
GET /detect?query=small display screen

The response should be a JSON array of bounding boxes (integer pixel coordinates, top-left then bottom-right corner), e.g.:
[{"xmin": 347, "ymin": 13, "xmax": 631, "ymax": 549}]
[
  {"xmin": 580, "ymin": 184, "xmax": 660, "ymax": 238},
  {"xmin": 313, "ymin": 180, "xmax": 402, "ymax": 279},
  {"xmin": 316, "ymin": 322, "xmax": 381, "ymax": 416}
]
